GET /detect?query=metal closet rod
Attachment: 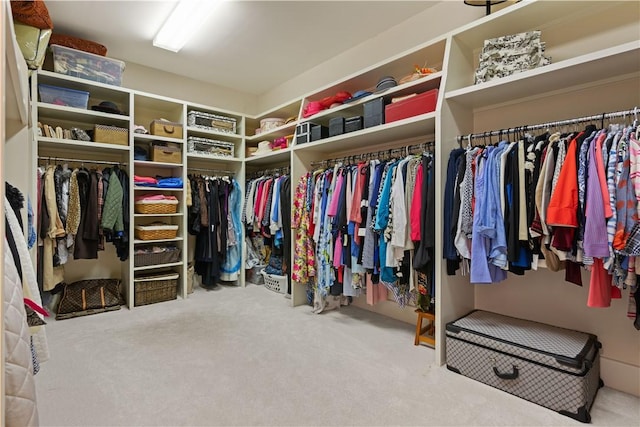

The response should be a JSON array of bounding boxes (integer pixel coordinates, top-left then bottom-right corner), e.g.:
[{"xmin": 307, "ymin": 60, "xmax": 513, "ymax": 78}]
[
  {"xmin": 310, "ymin": 140, "xmax": 435, "ymax": 167},
  {"xmin": 38, "ymin": 156, "xmax": 126, "ymax": 166},
  {"xmin": 188, "ymin": 167, "xmax": 235, "ymax": 175},
  {"xmin": 456, "ymin": 107, "xmax": 639, "ymax": 145},
  {"xmin": 248, "ymin": 166, "xmax": 290, "ymax": 178}
]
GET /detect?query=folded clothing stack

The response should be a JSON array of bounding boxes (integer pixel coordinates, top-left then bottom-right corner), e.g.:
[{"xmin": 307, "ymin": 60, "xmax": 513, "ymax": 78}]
[
  {"xmin": 134, "ymin": 176, "xmax": 183, "ymax": 188},
  {"xmin": 134, "ymin": 194, "xmax": 179, "ymax": 203},
  {"xmin": 474, "ymin": 30, "xmax": 551, "ymax": 85}
]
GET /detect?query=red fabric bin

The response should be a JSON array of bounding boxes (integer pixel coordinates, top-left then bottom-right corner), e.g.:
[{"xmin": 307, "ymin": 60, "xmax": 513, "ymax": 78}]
[{"xmin": 385, "ymin": 89, "xmax": 438, "ymax": 123}]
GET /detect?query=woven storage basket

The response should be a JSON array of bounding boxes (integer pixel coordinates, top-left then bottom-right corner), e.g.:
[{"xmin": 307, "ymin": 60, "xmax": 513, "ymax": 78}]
[
  {"xmin": 150, "ymin": 120, "xmax": 183, "ymax": 139},
  {"xmin": 94, "ymin": 124, "xmax": 128, "ymax": 145},
  {"xmin": 134, "ymin": 246, "xmax": 181, "ymax": 267},
  {"xmin": 134, "ymin": 272, "xmax": 178, "ymax": 306},
  {"xmin": 151, "ymin": 142, "xmax": 181, "ymax": 163},
  {"xmin": 134, "ymin": 201, "xmax": 179, "ymax": 214},
  {"xmin": 134, "ymin": 224, "xmax": 178, "ymax": 240},
  {"xmin": 261, "ymin": 270, "xmax": 287, "ymax": 294}
]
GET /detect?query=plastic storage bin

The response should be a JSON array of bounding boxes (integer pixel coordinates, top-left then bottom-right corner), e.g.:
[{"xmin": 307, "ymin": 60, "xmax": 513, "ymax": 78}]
[
  {"xmin": 38, "ymin": 84, "xmax": 89, "ymax": 109},
  {"xmin": 51, "ymin": 44, "xmax": 125, "ymax": 86}
]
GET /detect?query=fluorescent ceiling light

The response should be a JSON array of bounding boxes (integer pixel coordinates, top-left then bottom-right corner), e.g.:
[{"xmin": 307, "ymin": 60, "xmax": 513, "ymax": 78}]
[{"xmin": 153, "ymin": 0, "xmax": 225, "ymax": 52}]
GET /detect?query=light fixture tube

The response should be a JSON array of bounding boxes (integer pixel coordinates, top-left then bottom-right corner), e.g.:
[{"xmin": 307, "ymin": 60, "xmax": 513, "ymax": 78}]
[{"xmin": 153, "ymin": 0, "xmax": 225, "ymax": 52}]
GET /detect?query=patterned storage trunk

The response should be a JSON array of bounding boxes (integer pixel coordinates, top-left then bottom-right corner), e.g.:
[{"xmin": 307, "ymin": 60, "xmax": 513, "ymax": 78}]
[{"xmin": 446, "ymin": 310, "xmax": 602, "ymax": 423}]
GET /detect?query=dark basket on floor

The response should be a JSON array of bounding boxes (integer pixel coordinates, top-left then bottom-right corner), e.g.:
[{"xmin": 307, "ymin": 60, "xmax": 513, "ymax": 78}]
[
  {"xmin": 134, "ymin": 272, "xmax": 178, "ymax": 306},
  {"xmin": 134, "ymin": 247, "xmax": 181, "ymax": 268}
]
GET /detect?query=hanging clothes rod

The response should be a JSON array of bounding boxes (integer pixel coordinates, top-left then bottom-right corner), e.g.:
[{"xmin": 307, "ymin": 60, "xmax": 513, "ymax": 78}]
[
  {"xmin": 456, "ymin": 107, "xmax": 639, "ymax": 145},
  {"xmin": 38, "ymin": 156, "xmax": 126, "ymax": 166},
  {"xmin": 188, "ymin": 167, "xmax": 235, "ymax": 175},
  {"xmin": 310, "ymin": 140, "xmax": 434, "ymax": 167},
  {"xmin": 248, "ymin": 166, "xmax": 290, "ymax": 178}
]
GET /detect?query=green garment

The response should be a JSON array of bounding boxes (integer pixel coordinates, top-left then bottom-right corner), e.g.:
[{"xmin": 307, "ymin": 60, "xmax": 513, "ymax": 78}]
[{"xmin": 101, "ymin": 171, "xmax": 123, "ymax": 232}]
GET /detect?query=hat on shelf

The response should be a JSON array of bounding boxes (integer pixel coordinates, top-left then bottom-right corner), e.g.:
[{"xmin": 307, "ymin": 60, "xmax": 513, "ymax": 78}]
[
  {"xmin": 91, "ymin": 101, "xmax": 125, "ymax": 115},
  {"xmin": 374, "ymin": 75, "xmax": 397, "ymax": 92},
  {"xmin": 252, "ymin": 141, "xmax": 273, "ymax": 156},
  {"xmin": 303, "ymin": 101, "xmax": 326, "ymax": 118},
  {"xmin": 343, "ymin": 90, "xmax": 372, "ymax": 103}
]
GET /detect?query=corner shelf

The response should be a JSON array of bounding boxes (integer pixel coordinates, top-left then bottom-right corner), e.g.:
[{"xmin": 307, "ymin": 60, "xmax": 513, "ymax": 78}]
[
  {"xmin": 244, "ymin": 148, "xmax": 292, "ymax": 166},
  {"xmin": 445, "ymin": 42, "xmax": 640, "ymax": 109},
  {"xmin": 292, "ymin": 112, "xmax": 436, "ymax": 154}
]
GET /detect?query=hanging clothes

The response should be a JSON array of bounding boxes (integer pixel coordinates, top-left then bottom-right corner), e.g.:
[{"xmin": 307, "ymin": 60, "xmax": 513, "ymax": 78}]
[
  {"xmin": 37, "ymin": 164, "xmax": 130, "ymax": 291},
  {"xmin": 189, "ymin": 175, "xmax": 239, "ymax": 287},
  {"xmin": 446, "ymin": 120, "xmax": 640, "ymax": 327},
  {"xmin": 291, "ymin": 149, "xmax": 436, "ymax": 313}
]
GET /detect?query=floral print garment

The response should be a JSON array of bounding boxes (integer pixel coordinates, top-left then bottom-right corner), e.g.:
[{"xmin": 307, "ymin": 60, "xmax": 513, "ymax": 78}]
[{"xmin": 292, "ymin": 173, "xmax": 315, "ymax": 282}]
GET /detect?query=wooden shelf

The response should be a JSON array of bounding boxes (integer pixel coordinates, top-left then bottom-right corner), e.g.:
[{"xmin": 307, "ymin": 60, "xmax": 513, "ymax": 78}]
[
  {"xmin": 186, "ymin": 126, "xmax": 242, "ymax": 141},
  {"xmin": 37, "ymin": 102, "xmax": 130, "ymax": 124},
  {"xmin": 134, "ymin": 133, "xmax": 184, "ymax": 144},
  {"xmin": 134, "ymin": 237, "xmax": 183, "ymax": 245},
  {"xmin": 134, "ymin": 213, "xmax": 183, "ymax": 217},
  {"xmin": 134, "ymin": 261, "xmax": 183, "ymax": 271},
  {"xmin": 186, "ymin": 153, "xmax": 242, "ymax": 162},
  {"xmin": 303, "ymin": 72, "xmax": 442, "ymax": 123},
  {"xmin": 445, "ymin": 42, "xmax": 640, "ymax": 109},
  {"xmin": 293, "ymin": 112, "xmax": 436, "ymax": 154},
  {"xmin": 134, "ymin": 160, "xmax": 183, "ymax": 169},
  {"xmin": 245, "ymin": 122, "xmax": 297, "ymax": 142},
  {"xmin": 36, "ymin": 70, "xmax": 130, "ymax": 96},
  {"xmin": 245, "ymin": 147, "xmax": 292, "ymax": 166},
  {"xmin": 38, "ymin": 137, "xmax": 130, "ymax": 153},
  {"xmin": 133, "ymin": 186, "xmax": 183, "ymax": 192}
]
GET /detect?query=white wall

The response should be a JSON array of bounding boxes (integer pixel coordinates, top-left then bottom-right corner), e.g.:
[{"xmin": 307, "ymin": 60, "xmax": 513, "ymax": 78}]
[
  {"xmin": 122, "ymin": 61, "xmax": 257, "ymax": 114},
  {"xmin": 255, "ymin": 1, "xmax": 485, "ymax": 114}
]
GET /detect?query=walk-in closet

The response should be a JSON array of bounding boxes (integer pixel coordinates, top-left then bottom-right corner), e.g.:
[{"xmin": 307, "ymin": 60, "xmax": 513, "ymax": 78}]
[{"xmin": 2, "ymin": 1, "xmax": 639, "ymax": 426}]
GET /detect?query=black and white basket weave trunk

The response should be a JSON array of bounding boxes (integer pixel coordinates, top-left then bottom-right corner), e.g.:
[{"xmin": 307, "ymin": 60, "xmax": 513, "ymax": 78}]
[{"xmin": 446, "ymin": 310, "xmax": 603, "ymax": 423}]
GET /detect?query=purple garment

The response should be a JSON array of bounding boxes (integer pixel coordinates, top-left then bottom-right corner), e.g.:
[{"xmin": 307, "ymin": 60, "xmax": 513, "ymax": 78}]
[{"xmin": 584, "ymin": 136, "xmax": 610, "ymax": 257}]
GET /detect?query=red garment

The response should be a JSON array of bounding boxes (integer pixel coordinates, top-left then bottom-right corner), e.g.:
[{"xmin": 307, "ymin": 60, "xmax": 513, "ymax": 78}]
[
  {"xmin": 410, "ymin": 164, "xmax": 423, "ymax": 241},
  {"xmin": 349, "ymin": 162, "xmax": 367, "ymax": 244},
  {"xmin": 594, "ymin": 133, "xmax": 614, "ymax": 219},
  {"xmin": 587, "ymin": 258, "xmax": 612, "ymax": 308},
  {"xmin": 547, "ymin": 134, "xmax": 582, "ymax": 227},
  {"xmin": 257, "ymin": 179, "xmax": 272, "ymax": 224}
]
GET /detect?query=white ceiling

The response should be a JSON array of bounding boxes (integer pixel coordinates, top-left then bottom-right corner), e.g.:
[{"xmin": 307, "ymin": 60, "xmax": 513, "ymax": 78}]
[{"xmin": 44, "ymin": 1, "xmax": 441, "ymax": 95}]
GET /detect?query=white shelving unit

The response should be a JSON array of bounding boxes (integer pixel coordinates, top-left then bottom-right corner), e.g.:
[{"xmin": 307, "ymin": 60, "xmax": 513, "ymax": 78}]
[
  {"xmin": 6, "ymin": 0, "xmax": 638, "ymax": 396},
  {"xmin": 437, "ymin": 0, "xmax": 640, "ymax": 396}
]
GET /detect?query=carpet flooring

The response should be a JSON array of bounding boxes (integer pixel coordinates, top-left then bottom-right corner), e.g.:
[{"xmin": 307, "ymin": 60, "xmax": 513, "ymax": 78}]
[{"xmin": 35, "ymin": 284, "xmax": 639, "ymax": 426}]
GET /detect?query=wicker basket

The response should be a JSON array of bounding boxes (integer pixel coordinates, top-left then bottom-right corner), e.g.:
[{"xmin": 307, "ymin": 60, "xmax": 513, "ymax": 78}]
[
  {"xmin": 150, "ymin": 120, "xmax": 183, "ymax": 139},
  {"xmin": 134, "ymin": 246, "xmax": 181, "ymax": 267},
  {"xmin": 134, "ymin": 201, "xmax": 179, "ymax": 214},
  {"xmin": 134, "ymin": 224, "xmax": 178, "ymax": 240},
  {"xmin": 261, "ymin": 270, "xmax": 287, "ymax": 294},
  {"xmin": 134, "ymin": 272, "xmax": 178, "ymax": 306},
  {"xmin": 94, "ymin": 124, "xmax": 128, "ymax": 146}
]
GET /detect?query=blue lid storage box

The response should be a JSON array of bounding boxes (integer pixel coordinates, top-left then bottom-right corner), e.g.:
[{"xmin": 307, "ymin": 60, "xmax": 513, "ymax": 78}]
[{"xmin": 38, "ymin": 83, "xmax": 89, "ymax": 109}]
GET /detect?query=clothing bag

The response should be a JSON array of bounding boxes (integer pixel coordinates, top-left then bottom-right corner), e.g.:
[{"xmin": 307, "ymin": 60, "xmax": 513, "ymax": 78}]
[{"xmin": 446, "ymin": 310, "xmax": 602, "ymax": 423}]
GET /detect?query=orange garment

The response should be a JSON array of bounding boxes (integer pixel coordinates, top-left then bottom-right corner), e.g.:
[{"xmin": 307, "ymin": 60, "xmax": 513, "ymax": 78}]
[{"xmin": 547, "ymin": 134, "xmax": 582, "ymax": 227}]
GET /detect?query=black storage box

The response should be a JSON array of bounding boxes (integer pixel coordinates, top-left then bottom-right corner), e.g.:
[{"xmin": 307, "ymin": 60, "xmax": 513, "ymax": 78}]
[
  {"xmin": 296, "ymin": 122, "xmax": 313, "ymax": 145},
  {"xmin": 311, "ymin": 124, "xmax": 329, "ymax": 142},
  {"xmin": 364, "ymin": 97, "xmax": 385, "ymax": 128},
  {"xmin": 446, "ymin": 310, "xmax": 603, "ymax": 423},
  {"xmin": 329, "ymin": 117, "xmax": 345, "ymax": 137},
  {"xmin": 345, "ymin": 116, "xmax": 363, "ymax": 133}
]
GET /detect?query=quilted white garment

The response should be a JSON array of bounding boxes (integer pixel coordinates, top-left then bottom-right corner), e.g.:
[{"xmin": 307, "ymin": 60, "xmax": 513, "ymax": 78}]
[
  {"xmin": 4, "ymin": 238, "xmax": 39, "ymax": 426},
  {"xmin": 5, "ymin": 199, "xmax": 49, "ymax": 362}
]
